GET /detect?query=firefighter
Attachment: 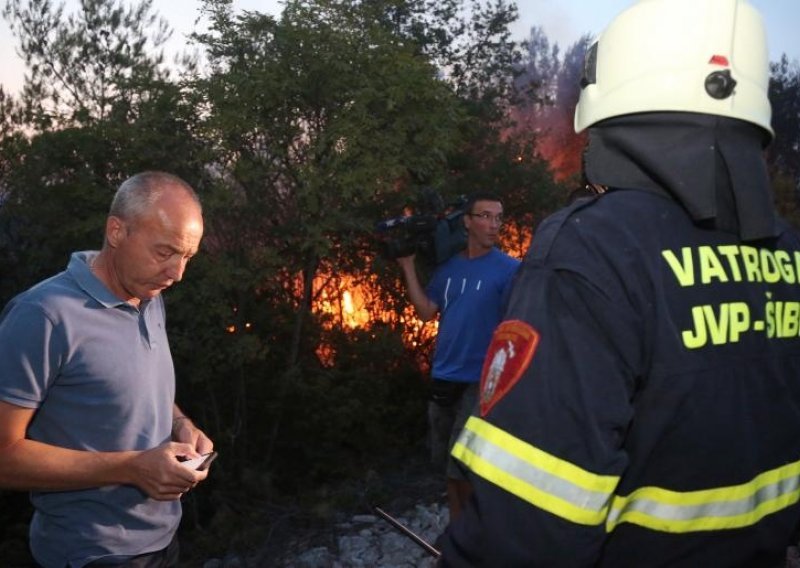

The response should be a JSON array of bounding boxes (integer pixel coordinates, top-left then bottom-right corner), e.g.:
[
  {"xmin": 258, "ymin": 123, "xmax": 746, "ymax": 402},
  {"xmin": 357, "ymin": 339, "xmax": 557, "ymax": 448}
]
[{"xmin": 437, "ymin": 0, "xmax": 800, "ymax": 566}]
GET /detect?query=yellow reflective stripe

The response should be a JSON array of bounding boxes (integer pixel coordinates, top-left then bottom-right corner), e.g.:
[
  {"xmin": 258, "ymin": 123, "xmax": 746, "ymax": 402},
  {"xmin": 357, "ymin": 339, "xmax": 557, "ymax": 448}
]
[
  {"xmin": 454, "ymin": 417, "xmax": 800, "ymax": 535},
  {"xmin": 607, "ymin": 458, "xmax": 800, "ymax": 533},
  {"xmin": 452, "ymin": 416, "xmax": 619, "ymax": 526}
]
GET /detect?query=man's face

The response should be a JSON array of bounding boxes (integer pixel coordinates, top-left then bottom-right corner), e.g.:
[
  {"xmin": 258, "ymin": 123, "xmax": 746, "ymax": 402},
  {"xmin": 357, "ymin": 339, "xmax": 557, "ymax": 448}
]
[
  {"xmin": 108, "ymin": 192, "xmax": 203, "ymax": 303},
  {"xmin": 464, "ymin": 199, "xmax": 504, "ymax": 249}
]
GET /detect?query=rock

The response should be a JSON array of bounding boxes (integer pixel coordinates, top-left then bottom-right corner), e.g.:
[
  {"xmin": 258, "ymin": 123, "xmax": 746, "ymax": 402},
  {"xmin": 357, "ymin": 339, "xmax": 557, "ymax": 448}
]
[
  {"xmin": 222, "ymin": 552, "xmax": 245, "ymax": 567},
  {"xmin": 294, "ymin": 546, "xmax": 334, "ymax": 568}
]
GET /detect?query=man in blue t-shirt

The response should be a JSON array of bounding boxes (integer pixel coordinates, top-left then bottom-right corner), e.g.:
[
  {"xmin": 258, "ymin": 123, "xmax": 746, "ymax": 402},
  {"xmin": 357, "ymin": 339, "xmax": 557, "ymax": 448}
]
[
  {"xmin": 398, "ymin": 191, "xmax": 520, "ymax": 520},
  {"xmin": 0, "ymin": 171, "xmax": 214, "ymax": 567}
]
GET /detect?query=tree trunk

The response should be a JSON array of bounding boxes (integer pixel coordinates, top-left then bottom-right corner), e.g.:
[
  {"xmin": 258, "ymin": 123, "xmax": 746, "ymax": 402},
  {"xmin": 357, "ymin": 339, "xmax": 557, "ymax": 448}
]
[{"xmin": 264, "ymin": 253, "xmax": 319, "ymax": 463}]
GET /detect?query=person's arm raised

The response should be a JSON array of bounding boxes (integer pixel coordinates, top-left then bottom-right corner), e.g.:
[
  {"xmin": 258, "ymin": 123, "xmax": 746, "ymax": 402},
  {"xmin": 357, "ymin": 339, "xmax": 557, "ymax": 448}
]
[{"xmin": 397, "ymin": 255, "xmax": 438, "ymax": 322}]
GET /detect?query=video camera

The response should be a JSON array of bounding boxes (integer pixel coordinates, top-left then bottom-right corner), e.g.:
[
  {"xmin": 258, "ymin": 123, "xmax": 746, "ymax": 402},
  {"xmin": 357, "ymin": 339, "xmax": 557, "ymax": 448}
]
[{"xmin": 375, "ymin": 188, "xmax": 467, "ymax": 267}]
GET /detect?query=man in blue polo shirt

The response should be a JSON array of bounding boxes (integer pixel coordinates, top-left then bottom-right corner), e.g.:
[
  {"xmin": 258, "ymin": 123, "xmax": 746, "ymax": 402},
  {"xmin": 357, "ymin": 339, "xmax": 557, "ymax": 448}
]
[{"xmin": 0, "ymin": 171, "xmax": 214, "ymax": 567}]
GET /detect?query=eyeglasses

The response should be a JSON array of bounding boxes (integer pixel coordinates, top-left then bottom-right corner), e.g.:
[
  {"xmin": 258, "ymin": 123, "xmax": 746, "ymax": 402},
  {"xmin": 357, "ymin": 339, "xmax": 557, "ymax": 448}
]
[{"xmin": 468, "ymin": 212, "xmax": 504, "ymax": 224}]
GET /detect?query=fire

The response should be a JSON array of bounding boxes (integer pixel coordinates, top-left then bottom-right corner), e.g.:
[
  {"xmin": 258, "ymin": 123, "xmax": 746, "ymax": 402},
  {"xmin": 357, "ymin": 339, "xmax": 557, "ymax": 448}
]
[
  {"xmin": 225, "ymin": 305, "xmax": 252, "ymax": 334},
  {"xmin": 310, "ymin": 228, "xmax": 529, "ymax": 368},
  {"xmin": 315, "ymin": 273, "xmax": 375, "ymax": 331},
  {"xmin": 312, "ymin": 266, "xmax": 437, "ymax": 367},
  {"xmin": 224, "ymin": 232, "xmax": 530, "ymax": 367},
  {"xmin": 225, "ymin": 228, "xmax": 531, "ymax": 368},
  {"xmin": 507, "ymin": 103, "xmax": 585, "ymax": 182},
  {"xmin": 342, "ymin": 290, "xmax": 354, "ymax": 318},
  {"xmin": 502, "ymin": 221, "xmax": 531, "ymax": 260}
]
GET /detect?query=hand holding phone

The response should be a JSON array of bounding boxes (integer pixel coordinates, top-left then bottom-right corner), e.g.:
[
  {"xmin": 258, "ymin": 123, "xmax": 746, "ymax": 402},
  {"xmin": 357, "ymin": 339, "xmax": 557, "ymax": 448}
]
[{"xmin": 178, "ymin": 451, "xmax": 218, "ymax": 471}]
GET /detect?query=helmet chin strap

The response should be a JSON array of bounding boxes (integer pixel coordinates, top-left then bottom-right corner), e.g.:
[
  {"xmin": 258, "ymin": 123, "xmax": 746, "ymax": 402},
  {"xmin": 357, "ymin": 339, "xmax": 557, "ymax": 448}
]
[{"xmin": 584, "ymin": 112, "xmax": 777, "ymax": 242}]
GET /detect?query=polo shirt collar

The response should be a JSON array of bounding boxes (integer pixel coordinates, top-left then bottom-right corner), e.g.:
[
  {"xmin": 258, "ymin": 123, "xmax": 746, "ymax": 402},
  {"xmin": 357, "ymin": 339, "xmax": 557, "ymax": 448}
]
[{"xmin": 68, "ymin": 250, "xmax": 140, "ymax": 310}]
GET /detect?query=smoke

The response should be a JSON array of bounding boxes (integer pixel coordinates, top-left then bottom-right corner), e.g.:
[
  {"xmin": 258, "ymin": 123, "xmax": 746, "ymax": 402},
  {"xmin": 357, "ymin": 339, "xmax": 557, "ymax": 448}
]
[{"xmin": 508, "ymin": 26, "xmax": 592, "ymax": 182}]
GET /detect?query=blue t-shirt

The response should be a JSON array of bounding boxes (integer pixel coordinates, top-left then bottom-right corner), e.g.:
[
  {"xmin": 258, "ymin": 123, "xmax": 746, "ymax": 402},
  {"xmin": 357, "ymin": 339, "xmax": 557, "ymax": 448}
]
[
  {"xmin": 426, "ymin": 248, "xmax": 520, "ymax": 382},
  {"xmin": 0, "ymin": 251, "xmax": 180, "ymax": 568}
]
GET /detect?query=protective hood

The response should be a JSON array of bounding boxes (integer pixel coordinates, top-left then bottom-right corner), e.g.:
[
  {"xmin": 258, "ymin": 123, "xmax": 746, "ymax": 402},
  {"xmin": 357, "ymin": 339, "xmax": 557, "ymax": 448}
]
[{"xmin": 584, "ymin": 112, "xmax": 777, "ymax": 242}]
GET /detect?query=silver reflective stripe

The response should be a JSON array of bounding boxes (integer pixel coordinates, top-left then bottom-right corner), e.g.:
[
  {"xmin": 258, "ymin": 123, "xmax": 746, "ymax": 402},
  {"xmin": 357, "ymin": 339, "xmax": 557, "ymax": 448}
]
[
  {"xmin": 453, "ymin": 416, "xmax": 618, "ymax": 525},
  {"xmin": 607, "ymin": 459, "xmax": 800, "ymax": 533}
]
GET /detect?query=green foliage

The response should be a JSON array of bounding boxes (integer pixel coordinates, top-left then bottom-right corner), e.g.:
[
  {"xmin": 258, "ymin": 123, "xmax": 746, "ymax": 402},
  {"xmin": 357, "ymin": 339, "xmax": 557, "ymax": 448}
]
[
  {"xmin": 0, "ymin": 87, "xmax": 25, "ymax": 139},
  {"xmin": 267, "ymin": 326, "xmax": 428, "ymax": 491},
  {"xmin": 2, "ymin": 1, "xmax": 800, "ymax": 560},
  {"xmin": 365, "ymin": 0, "xmax": 521, "ymax": 110},
  {"xmin": 3, "ymin": 0, "xmax": 177, "ymax": 129},
  {"xmin": 195, "ymin": 0, "xmax": 466, "ymax": 225},
  {"xmin": 0, "ymin": 127, "xmax": 113, "ymax": 300},
  {"xmin": 177, "ymin": 0, "xmax": 477, "ymax": 477},
  {"xmin": 0, "ymin": 0, "xmax": 204, "ymax": 303},
  {"xmin": 0, "ymin": 84, "xmax": 204, "ymax": 305}
]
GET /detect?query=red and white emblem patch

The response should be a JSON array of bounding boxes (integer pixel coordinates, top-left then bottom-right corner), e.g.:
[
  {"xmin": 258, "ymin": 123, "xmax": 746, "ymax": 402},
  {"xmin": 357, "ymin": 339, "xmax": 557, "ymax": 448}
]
[{"xmin": 480, "ymin": 320, "xmax": 540, "ymax": 416}]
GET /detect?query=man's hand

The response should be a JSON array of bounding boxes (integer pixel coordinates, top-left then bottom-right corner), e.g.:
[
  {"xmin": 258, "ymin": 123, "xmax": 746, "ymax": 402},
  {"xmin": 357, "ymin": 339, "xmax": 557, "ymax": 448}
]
[
  {"xmin": 396, "ymin": 254, "xmax": 416, "ymax": 271},
  {"xmin": 126, "ymin": 442, "xmax": 208, "ymax": 501}
]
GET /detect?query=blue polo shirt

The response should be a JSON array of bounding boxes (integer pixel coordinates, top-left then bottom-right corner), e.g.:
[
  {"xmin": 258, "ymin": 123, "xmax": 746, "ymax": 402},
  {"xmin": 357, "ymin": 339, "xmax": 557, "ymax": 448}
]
[{"xmin": 0, "ymin": 251, "xmax": 180, "ymax": 568}]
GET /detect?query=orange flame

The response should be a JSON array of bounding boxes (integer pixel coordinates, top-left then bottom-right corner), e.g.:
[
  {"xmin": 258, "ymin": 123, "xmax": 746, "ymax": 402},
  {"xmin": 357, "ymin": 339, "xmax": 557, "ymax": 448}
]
[{"xmin": 310, "ymin": 229, "xmax": 529, "ymax": 368}]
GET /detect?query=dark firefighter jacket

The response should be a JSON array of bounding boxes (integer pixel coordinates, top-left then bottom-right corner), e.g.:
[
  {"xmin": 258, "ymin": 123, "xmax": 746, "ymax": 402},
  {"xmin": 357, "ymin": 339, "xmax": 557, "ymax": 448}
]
[{"xmin": 438, "ymin": 188, "xmax": 800, "ymax": 567}]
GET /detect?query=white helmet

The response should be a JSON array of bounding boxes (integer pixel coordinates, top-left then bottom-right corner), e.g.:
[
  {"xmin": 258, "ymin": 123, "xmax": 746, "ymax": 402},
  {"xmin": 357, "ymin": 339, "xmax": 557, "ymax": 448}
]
[{"xmin": 574, "ymin": 0, "xmax": 773, "ymax": 139}]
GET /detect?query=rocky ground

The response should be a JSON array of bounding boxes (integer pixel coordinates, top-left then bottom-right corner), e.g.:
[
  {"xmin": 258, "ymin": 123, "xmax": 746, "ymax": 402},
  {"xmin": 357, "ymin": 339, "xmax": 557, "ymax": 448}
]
[
  {"xmin": 7, "ymin": 453, "xmax": 800, "ymax": 568},
  {"xmin": 270, "ymin": 501, "xmax": 447, "ymax": 567},
  {"xmin": 197, "ymin": 449, "xmax": 449, "ymax": 567},
  {"xmin": 194, "ymin": 453, "xmax": 800, "ymax": 568}
]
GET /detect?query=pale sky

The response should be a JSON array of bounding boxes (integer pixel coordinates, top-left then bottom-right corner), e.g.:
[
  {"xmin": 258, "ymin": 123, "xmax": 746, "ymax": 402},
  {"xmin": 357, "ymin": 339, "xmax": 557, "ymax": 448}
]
[{"xmin": 0, "ymin": 0, "xmax": 797, "ymax": 96}]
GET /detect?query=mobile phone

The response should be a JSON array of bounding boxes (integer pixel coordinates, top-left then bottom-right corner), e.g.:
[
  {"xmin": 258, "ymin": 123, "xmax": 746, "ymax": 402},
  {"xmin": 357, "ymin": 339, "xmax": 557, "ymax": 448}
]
[
  {"xmin": 178, "ymin": 451, "xmax": 218, "ymax": 471},
  {"xmin": 196, "ymin": 451, "xmax": 218, "ymax": 471}
]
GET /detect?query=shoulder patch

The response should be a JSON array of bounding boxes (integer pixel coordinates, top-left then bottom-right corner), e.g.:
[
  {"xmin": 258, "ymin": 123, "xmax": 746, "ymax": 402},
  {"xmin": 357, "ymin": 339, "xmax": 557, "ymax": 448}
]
[{"xmin": 480, "ymin": 320, "xmax": 540, "ymax": 417}]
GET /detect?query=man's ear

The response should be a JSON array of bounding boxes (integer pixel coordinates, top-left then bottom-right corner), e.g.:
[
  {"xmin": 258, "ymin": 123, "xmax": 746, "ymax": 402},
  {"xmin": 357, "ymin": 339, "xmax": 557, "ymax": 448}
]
[{"xmin": 106, "ymin": 216, "xmax": 125, "ymax": 248}]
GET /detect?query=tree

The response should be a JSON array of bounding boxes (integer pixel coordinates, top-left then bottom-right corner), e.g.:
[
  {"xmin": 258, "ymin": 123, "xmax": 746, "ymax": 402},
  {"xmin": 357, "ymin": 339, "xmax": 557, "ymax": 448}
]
[
  {"xmin": 173, "ymin": 0, "xmax": 468, "ymax": 478},
  {"xmin": 768, "ymin": 55, "xmax": 800, "ymax": 229},
  {"xmin": 0, "ymin": 0, "xmax": 205, "ymax": 303},
  {"xmin": 0, "ymin": 83, "xmax": 205, "ymax": 305},
  {"xmin": 166, "ymin": 0, "xmax": 556, "ymax": 493},
  {"xmin": 2, "ymin": 0, "xmax": 182, "ymax": 129},
  {"xmin": 365, "ymin": 2, "xmax": 557, "ymax": 251},
  {"xmin": 365, "ymin": 0, "xmax": 520, "ymax": 109},
  {"xmin": 510, "ymin": 27, "xmax": 592, "ymax": 184},
  {"xmin": 768, "ymin": 55, "xmax": 800, "ymax": 185},
  {"xmin": 514, "ymin": 25, "xmax": 560, "ymax": 110}
]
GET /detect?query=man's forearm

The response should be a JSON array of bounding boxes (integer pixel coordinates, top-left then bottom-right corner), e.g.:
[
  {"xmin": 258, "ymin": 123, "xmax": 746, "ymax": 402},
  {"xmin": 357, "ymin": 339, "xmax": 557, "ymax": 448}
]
[
  {"xmin": 0, "ymin": 400, "xmax": 138, "ymax": 492},
  {"xmin": 400, "ymin": 264, "xmax": 437, "ymax": 321},
  {"xmin": 0, "ymin": 438, "xmax": 135, "ymax": 492}
]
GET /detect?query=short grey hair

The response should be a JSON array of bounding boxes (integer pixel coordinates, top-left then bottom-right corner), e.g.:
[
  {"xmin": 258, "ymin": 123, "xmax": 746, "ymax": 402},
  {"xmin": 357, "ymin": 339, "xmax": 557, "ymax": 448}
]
[{"xmin": 109, "ymin": 171, "xmax": 201, "ymax": 221}]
